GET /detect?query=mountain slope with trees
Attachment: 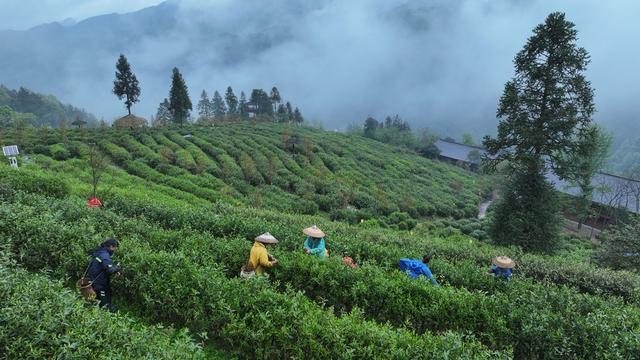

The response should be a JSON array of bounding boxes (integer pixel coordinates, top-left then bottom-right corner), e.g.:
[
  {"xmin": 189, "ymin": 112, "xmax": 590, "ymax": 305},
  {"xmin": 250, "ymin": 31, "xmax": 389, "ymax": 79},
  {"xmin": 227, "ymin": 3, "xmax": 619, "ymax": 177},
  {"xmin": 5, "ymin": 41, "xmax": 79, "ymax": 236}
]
[{"xmin": 0, "ymin": 85, "xmax": 97, "ymax": 128}]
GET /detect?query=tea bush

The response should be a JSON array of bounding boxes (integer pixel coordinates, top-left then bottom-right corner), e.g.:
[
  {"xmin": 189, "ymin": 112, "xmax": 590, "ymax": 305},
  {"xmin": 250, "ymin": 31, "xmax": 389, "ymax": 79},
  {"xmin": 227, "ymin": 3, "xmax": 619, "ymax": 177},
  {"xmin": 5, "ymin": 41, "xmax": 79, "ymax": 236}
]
[
  {"xmin": 0, "ymin": 195, "xmax": 501, "ymax": 359},
  {"xmin": 0, "ymin": 265, "xmax": 207, "ymax": 359},
  {"xmin": 2, "ymin": 193, "xmax": 639, "ymax": 358}
]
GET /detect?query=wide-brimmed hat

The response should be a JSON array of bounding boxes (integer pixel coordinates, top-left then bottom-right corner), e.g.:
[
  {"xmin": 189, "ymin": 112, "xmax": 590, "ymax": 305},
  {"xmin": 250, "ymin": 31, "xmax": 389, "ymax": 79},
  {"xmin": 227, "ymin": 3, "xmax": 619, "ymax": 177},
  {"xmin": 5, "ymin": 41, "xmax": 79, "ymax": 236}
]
[
  {"xmin": 255, "ymin": 232, "xmax": 279, "ymax": 244},
  {"xmin": 492, "ymin": 256, "xmax": 515, "ymax": 269},
  {"xmin": 303, "ymin": 225, "xmax": 325, "ymax": 238}
]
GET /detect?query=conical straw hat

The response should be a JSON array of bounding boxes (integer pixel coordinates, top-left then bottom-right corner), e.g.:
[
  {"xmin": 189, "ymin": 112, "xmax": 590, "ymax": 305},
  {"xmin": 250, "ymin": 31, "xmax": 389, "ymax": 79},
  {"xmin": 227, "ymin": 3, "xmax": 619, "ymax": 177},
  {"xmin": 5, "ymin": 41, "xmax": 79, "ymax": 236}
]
[
  {"xmin": 255, "ymin": 232, "xmax": 279, "ymax": 244},
  {"xmin": 492, "ymin": 256, "xmax": 515, "ymax": 269},
  {"xmin": 303, "ymin": 225, "xmax": 325, "ymax": 238}
]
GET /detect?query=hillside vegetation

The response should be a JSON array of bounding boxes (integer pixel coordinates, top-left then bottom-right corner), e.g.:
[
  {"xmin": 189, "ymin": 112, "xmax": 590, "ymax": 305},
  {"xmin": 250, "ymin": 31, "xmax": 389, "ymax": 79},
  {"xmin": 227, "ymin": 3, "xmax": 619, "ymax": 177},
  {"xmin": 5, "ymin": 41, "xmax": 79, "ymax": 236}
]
[
  {"xmin": 7, "ymin": 122, "xmax": 488, "ymax": 226},
  {"xmin": 1, "ymin": 123, "xmax": 639, "ymax": 359},
  {"xmin": 0, "ymin": 85, "xmax": 97, "ymax": 127}
]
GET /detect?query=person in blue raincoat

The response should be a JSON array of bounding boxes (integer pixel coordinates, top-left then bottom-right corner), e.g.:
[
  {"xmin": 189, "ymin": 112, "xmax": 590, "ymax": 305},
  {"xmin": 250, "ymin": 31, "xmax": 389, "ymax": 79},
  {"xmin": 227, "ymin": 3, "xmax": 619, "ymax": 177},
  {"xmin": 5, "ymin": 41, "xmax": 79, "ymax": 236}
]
[
  {"xmin": 487, "ymin": 256, "xmax": 514, "ymax": 281},
  {"xmin": 303, "ymin": 225, "xmax": 328, "ymax": 258},
  {"xmin": 86, "ymin": 238, "xmax": 122, "ymax": 312},
  {"xmin": 399, "ymin": 255, "xmax": 439, "ymax": 285}
]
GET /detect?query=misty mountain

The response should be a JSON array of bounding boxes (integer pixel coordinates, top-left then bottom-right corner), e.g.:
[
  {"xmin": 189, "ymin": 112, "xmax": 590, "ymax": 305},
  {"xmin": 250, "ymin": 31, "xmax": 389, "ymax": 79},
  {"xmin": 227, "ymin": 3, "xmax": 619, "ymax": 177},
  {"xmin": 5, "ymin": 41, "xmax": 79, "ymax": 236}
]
[
  {"xmin": 0, "ymin": 0, "xmax": 638, "ymax": 144},
  {"xmin": 0, "ymin": 85, "xmax": 96, "ymax": 127}
]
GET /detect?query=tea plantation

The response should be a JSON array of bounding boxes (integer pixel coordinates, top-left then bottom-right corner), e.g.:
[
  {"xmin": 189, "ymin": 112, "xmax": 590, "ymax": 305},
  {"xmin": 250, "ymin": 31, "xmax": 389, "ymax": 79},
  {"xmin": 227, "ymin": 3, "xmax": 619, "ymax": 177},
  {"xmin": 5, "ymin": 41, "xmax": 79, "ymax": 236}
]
[{"xmin": 1, "ymin": 123, "xmax": 639, "ymax": 359}]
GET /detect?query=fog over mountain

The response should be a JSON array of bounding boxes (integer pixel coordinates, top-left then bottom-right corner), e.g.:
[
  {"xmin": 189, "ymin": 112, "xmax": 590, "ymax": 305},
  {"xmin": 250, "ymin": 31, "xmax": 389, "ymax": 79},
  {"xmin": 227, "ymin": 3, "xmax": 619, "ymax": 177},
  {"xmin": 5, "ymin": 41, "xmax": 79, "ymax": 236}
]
[{"xmin": 0, "ymin": 0, "xmax": 638, "ymax": 140}]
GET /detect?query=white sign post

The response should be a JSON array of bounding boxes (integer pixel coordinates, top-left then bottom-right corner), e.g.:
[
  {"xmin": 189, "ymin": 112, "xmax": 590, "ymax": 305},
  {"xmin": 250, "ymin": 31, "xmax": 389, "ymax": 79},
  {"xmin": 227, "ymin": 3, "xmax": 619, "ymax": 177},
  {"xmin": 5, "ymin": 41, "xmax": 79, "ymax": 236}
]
[{"xmin": 2, "ymin": 145, "xmax": 19, "ymax": 169}]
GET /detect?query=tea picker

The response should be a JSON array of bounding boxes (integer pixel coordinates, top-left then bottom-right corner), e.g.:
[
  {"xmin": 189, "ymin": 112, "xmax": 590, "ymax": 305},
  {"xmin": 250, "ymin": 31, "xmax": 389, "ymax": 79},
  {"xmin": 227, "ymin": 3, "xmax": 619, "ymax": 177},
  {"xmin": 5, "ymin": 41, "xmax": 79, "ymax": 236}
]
[
  {"xmin": 303, "ymin": 225, "xmax": 329, "ymax": 258},
  {"xmin": 487, "ymin": 256, "xmax": 515, "ymax": 282},
  {"xmin": 399, "ymin": 255, "xmax": 439, "ymax": 286},
  {"xmin": 244, "ymin": 232, "xmax": 279, "ymax": 277},
  {"xmin": 77, "ymin": 239, "xmax": 122, "ymax": 312}
]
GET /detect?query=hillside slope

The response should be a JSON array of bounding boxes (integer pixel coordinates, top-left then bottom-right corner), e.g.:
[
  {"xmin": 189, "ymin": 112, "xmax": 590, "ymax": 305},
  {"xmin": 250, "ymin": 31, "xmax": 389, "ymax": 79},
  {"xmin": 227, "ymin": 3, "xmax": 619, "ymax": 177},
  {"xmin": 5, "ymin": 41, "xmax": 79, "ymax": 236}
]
[
  {"xmin": 1, "ymin": 123, "xmax": 640, "ymax": 358},
  {"xmin": 8, "ymin": 122, "xmax": 489, "ymax": 227},
  {"xmin": 0, "ymin": 85, "xmax": 97, "ymax": 127}
]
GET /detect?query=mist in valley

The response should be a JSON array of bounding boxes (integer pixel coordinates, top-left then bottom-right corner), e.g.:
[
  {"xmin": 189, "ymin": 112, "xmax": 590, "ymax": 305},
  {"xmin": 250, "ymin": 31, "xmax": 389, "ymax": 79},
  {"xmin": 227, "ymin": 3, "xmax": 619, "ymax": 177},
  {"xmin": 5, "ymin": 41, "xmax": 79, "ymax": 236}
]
[{"xmin": 0, "ymin": 0, "xmax": 638, "ymax": 151}]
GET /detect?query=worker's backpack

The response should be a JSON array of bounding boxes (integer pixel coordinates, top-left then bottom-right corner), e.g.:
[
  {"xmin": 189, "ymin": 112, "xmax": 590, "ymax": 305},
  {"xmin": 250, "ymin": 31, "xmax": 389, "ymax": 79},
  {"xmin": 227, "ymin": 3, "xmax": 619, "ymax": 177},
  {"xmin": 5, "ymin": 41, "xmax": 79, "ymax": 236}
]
[{"xmin": 76, "ymin": 257, "xmax": 104, "ymax": 300}]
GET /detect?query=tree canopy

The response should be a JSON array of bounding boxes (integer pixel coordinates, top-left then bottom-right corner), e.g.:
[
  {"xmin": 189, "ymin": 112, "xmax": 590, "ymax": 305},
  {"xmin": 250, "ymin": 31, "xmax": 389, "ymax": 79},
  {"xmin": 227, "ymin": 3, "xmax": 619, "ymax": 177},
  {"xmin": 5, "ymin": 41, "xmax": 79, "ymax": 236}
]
[
  {"xmin": 168, "ymin": 67, "xmax": 192, "ymax": 126},
  {"xmin": 483, "ymin": 12, "xmax": 595, "ymax": 253},
  {"xmin": 112, "ymin": 54, "xmax": 141, "ymax": 116}
]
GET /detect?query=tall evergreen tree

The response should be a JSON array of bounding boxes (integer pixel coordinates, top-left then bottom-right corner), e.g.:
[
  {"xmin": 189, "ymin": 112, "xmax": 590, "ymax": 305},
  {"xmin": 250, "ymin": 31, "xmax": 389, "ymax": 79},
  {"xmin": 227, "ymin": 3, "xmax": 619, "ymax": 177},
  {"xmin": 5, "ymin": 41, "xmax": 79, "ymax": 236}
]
[
  {"xmin": 270, "ymin": 87, "xmax": 281, "ymax": 114},
  {"xmin": 211, "ymin": 90, "xmax": 227, "ymax": 118},
  {"xmin": 168, "ymin": 67, "xmax": 192, "ymax": 126},
  {"xmin": 285, "ymin": 101, "xmax": 293, "ymax": 122},
  {"xmin": 155, "ymin": 98, "xmax": 172, "ymax": 127},
  {"xmin": 197, "ymin": 90, "xmax": 212, "ymax": 120},
  {"xmin": 239, "ymin": 91, "xmax": 248, "ymax": 117},
  {"xmin": 559, "ymin": 124, "xmax": 612, "ymax": 228},
  {"xmin": 363, "ymin": 117, "xmax": 379, "ymax": 138},
  {"xmin": 112, "ymin": 54, "xmax": 141, "ymax": 115},
  {"xmin": 483, "ymin": 12, "xmax": 595, "ymax": 253},
  {"xmin": 293, "ymin": 107, "xmax": 304, "ymax": 124},
  {"xmin": 276, "ymin": 104, "xmax": 288, "ymax": 123},
  {"xmin": 384, "ymin": 116, "xmax": 392, "ymax": 128},
  {"xmin": 225, "ymin": 86, "xmax": 238, "ymax": 114},
  {"xmin": 250, "ymin": 89, "xmax": 273, "ymax": 116}
]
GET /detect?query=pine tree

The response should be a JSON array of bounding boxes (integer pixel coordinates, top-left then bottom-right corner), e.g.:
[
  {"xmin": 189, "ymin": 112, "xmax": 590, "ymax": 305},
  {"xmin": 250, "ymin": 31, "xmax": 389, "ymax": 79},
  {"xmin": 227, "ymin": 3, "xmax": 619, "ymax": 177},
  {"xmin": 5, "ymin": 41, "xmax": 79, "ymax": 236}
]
[
  {"xmin": 483, "ymin": 12, "xmax": 595, "ymax": 253},
  {"xmin": 197, "ymin": 90, "xmax": 212, "ymax": 120},
  {"xmin": 211, "ymin": 90, "xmax": 227, "ymax": 118},
  {"xmin": 112, "ymin": 54, "xmax": 141, "ymax": 115},
  {"xmin": 276, "ymin": 104, "xmax": 287, "ymax": 123},
  {"xmin": 285, "ymin": 102, "xmax": 293, "ymax": 123},
  {"xmin": 239, "ymin": 91, "xmax": 247, "ymax": 117},
  {"xmin": 270, "ymin": 87, "xmax": 281, "ymax": 114},
  {"xmin": 250, "ymin": 89, "xmax": 273, "ymax": 116},
  {"xmin": 168, "ymin": 67, "xmax": 192, "ymax": 126},
  {"xmin": 363, "ymin": 117, "xmax": 379, "ymax": 138},
  {"xmin": 293, "ymin": 107, "xmax": 304, "ymax": 124},
  {"xmin": 225, "ymin": 86, "xmax": 238, "ymax": 114},
  {"xmin": 559, "ymin": 124, "xmax": 612, "ymax": 228},
  {"xmin": 155, "ymin": 98, "xmax": 172, "ymax": 127},
  {"xmin": 384, "ymin": 116, "xmax": 392, "ymax": 128}
]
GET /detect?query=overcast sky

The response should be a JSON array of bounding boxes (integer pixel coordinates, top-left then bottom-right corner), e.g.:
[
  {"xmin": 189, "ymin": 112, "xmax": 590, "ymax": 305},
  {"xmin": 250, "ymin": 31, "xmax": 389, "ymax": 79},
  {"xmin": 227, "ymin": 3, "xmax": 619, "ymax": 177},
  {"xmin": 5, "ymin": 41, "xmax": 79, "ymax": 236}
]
[
  {"xmin": 0, "ymin": 0, "xmax": 164, "ymax": 30},
  {"xmin": 1, "ymin": 0, "xmax": 638, "ymax": 143}
]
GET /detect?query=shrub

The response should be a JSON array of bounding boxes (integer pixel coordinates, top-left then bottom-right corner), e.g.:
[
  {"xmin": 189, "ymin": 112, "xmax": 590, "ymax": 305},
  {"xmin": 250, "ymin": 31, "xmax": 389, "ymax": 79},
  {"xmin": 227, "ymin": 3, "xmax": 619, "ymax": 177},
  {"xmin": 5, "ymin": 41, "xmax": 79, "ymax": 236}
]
[
  {"xmin": 595, "ymin": 217, "xmax": 640, "ymax": 272},
  {"xmin": 48, "ymin": 144, "xmax": 70, "ymax": 160},
  {"xmin": 100, "ymin": 141, "xmax": 131, "ymax": 165},
  {"xmin": 0, "ymin": 266, "xmax": 206, "ymax": 359},
  {"xmin": 0, "ymin": 167, "xmax": 68, "ymax": 198}
]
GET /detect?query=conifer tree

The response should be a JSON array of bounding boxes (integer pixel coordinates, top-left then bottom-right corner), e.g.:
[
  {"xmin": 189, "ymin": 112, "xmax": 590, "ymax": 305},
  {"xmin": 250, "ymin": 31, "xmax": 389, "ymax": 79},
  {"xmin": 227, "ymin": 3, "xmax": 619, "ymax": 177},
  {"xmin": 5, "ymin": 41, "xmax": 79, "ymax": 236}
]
[
  {"xmin": 168, "ymin": 67, "xmax": 192, "ymax": 126},
  {"xmin": 293, "ymin": 107, "xmax": 304, "ymax": 124},
  {"xmin": 112, "ymin": 54, "xmax": 141, "ymax": 115},
  {"xmin": 225, "ymin": 86, "xmax": 238, "ymax": 114},
  {"xmin": 197, "ymin": 90, "xmax": 212, "ymax": 120},
  {"xmin": 276, "ymin": 104, "xmax": 287, "ymax": 123},
  {"xmin": 155, "ymin": 98, "xmax": 172, "ymax": 126},
  {"xmin": 270, "ymin": 87, "xmax": 281, "ymax": 113},
  {"xmin": 384, "ymin": 116, "xmax": 392, "ymax": 128},
  {"xmin": 250, "ymin": 89, "xmax": 273, "ymax": 116},
  {"xmin": 483, "ymin": 12, "xmax": 595, "ymax": 253},
  {"xmin": 285, "ymin": 101, "xmax": 293, "ymax": 122},
  {"xmin": 239, "ymin": 91, "xmax": 247, "ymax": 117},
  {"xmin": 211, "ymin": 90, "xmax": 227, "ymax": 118}
]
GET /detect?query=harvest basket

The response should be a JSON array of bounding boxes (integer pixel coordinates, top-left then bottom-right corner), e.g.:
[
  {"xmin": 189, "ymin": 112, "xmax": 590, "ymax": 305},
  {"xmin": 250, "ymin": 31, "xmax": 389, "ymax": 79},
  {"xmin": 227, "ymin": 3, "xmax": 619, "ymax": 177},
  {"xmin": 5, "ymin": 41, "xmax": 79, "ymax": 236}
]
[{"xmin": 76, "ymin": 277, "xmax": 96, "ymax": 300}]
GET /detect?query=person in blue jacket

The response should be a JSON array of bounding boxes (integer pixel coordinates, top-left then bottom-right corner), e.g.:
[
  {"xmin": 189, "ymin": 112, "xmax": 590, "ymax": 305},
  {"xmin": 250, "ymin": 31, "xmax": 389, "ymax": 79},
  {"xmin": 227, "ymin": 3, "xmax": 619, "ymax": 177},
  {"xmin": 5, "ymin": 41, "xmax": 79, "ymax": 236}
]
[
  {"xmin": 488, "ymin": 256, "xmax": 514, "ymax": 282},
  {"xmin": 87, "ymin": 238, "xmax": 122, "ymax": 312},
  {"xmin": 303, "ymin": 225, "xmax": 328, "ymax": 258},
  {"xmin": 399, "ymin": 255, "xmax": 439, "ymax": 285}
]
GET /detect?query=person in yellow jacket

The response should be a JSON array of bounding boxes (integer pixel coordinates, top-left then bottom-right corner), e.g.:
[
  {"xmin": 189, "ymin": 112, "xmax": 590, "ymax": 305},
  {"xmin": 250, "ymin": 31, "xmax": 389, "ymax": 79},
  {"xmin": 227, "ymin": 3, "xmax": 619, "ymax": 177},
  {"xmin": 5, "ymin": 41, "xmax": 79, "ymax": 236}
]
[{"xmin": 247, "ymin": 232, "xmax": 279, "ymax": 276}]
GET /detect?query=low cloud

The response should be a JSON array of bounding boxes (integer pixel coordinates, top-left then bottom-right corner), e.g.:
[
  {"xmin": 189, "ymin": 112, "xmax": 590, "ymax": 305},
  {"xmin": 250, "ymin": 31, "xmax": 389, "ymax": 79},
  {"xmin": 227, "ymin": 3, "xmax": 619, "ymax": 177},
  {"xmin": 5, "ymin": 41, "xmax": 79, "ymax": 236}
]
[{"xmin": 2, "ymin": 0, "xmax": 639, "ymax": 141}]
